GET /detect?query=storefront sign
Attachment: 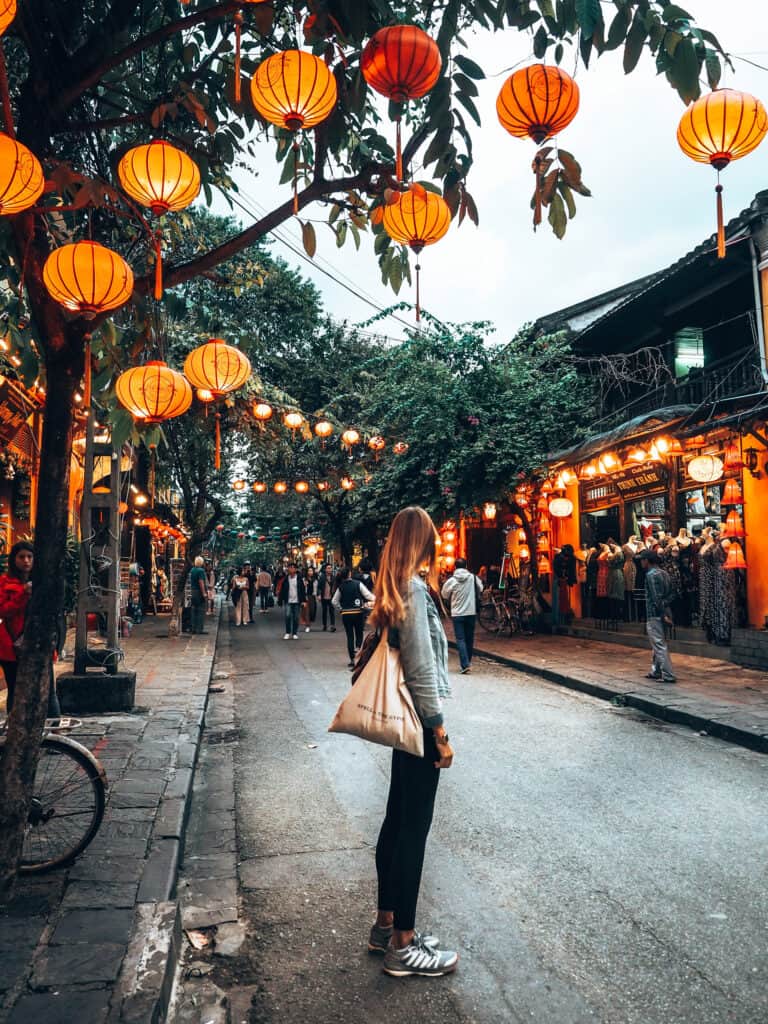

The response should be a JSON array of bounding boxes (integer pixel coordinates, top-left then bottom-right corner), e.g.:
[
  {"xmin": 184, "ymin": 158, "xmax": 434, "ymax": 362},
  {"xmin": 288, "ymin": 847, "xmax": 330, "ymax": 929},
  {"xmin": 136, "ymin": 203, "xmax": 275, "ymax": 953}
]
[
  {"xmin": 610, "ymin": 463, "xmax": 668, "ymax": 500},
  {"xmin": 581, "ymin": 483, "xmax": 617, "ymax": 511}
]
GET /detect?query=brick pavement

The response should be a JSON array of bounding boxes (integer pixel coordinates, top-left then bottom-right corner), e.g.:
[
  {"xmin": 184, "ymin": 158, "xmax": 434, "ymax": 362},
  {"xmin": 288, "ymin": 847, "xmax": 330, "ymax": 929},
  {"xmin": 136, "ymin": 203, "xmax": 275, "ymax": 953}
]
[
  {"xmin": 452, "ymin": 626, "xmax": 768, "ymax": 753},
  {"xmin": 0, "ymin": 606, "xmax": 222, "ymax": 1024}
]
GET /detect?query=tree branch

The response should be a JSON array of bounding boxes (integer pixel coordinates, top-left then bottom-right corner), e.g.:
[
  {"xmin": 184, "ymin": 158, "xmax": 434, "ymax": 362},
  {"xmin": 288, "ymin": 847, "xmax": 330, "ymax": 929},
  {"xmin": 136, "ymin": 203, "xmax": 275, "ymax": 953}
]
[
  {"xmin": 0, "ymin": 41, "xmax": 16, "ymax": 139},
  {"xmin": 52, "ymin": 1, "xmax": 240, "ymax": 117}
]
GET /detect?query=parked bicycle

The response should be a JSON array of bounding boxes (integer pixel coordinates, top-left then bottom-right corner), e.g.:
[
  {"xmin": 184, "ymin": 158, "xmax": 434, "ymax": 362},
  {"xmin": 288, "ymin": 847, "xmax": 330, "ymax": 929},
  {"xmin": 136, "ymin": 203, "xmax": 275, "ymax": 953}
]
[
  {"xmin": 0, "ymin": 717, "xmax": 108, "ymax": 873},
  {"xmin": 478, "ymin": 589, "xmax": 532, "ymax": 636}
]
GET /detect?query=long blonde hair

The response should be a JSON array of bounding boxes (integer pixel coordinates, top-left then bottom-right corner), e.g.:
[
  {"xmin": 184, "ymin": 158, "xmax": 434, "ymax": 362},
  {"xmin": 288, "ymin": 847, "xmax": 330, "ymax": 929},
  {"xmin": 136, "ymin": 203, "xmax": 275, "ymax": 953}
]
[{"xmin": 370, "ymin": 506, "xmax": 439, "ymax": 630}]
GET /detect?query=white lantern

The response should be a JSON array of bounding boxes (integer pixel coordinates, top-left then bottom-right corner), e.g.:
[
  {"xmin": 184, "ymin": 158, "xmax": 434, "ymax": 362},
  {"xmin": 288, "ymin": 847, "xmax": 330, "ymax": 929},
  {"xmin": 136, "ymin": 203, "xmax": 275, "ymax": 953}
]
[
  {"xmin": 687, "ymin": 454, "xmax": 724, "ymax": 483},
  {"xmin": 548, "ymin": 497, "xmax": 574, "ymax": 518}
]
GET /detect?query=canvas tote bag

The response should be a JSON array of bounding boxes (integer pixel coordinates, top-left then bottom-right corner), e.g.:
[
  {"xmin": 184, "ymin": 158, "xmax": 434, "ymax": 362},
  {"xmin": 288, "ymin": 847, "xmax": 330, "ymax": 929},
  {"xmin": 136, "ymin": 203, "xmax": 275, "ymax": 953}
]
[{"xmin": 328, "ymin": 638, "xmax": 424, "ymax": 757}]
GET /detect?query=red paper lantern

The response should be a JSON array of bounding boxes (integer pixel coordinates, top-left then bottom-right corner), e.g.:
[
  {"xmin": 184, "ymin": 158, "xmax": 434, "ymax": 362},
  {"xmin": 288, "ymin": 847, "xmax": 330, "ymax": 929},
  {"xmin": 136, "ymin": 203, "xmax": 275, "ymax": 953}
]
[{"xmin": 497, "ymin": 64, "xmax": 579, "ymax": 144}]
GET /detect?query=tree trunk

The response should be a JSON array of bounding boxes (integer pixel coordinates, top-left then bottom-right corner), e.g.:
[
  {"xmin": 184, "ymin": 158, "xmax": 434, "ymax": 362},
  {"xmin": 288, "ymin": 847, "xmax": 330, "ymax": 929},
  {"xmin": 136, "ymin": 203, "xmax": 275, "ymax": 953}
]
[{"xmin": 0, "ymin": 342, "xmax": 80, "ymax": 893}]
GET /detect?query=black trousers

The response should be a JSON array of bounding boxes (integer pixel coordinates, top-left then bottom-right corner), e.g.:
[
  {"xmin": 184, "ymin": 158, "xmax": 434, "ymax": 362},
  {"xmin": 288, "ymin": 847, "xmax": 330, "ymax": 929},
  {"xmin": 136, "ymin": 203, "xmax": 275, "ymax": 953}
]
[
  {"xmin": 321, "ymin": 598, "xmax": 335, "ymax": 628},
  {"xmin": 259, "ymin": 586, "xmax": 270, "ymax": 610},
  {"xmin": 375, "ymin": 730, "xmax": 440, "ymax": 931},
  {"xmin": 342, "ymin": 613, "xmax": 364, "ymax": 661}
]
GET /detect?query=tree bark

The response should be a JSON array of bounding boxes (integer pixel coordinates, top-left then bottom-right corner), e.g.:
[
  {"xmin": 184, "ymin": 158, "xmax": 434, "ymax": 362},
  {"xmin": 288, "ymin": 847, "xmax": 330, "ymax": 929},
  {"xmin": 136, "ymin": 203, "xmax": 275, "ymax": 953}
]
[{"xmin": 0, "ymin": 336, "xmax": 81, "ymax": 894}]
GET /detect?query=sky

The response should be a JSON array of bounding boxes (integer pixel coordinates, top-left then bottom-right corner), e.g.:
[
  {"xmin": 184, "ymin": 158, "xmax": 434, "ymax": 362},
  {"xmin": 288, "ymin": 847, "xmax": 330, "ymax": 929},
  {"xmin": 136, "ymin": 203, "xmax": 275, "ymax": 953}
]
[{"xmin": 213, "ymin": 1, "xmax": 768, "ymax": 342}]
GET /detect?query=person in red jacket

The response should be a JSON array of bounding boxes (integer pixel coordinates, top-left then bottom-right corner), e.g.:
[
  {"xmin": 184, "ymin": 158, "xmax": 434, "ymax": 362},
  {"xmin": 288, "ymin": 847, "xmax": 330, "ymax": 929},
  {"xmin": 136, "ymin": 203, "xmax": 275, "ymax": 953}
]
[{"xmin": 0, "ymin": 540, "xmax": 34, "ymax": 713}]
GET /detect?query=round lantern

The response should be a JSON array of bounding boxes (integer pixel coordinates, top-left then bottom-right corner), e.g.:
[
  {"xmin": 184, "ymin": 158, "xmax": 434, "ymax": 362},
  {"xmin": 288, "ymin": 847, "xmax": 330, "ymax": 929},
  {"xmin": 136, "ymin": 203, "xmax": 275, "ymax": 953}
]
[
  {"xmin": 721, "ymin": 479, "xmax": 744, "ymax": 506},
  {"xmin": 368, "ymin": 435, "xmax": 386, "ymax": 452},
  {"xmin": 687, "ymin": 454, "xmax": 724, "ymax": 483},
  {"xmin": 393, "ymin": 441, "xmax": 409, "ymax": 455},
  {"xmin": 548, "ymin": 497, "xmax": 574, "ymax": 518},
  {"xmin": 0, "ymin": 0, "xmax": 15, "ymax": 35},
  {"xmin": 677, "ymin": 89, "xmax": 768, "ymax": 258},
  {"xmin": 284, "ymin": 411, "xmax": 304, "ymax": 431},
  {"xmin": 383, "ymin": 188, "xmax": 451, "ymax": 320},
  {"xmin": 250, "ymin": 50, "xmax": 337, "ymax": 213},
  {"xmin": 361, "ymin": 26, "xmax": 441, "ymax": 181},
  {"xmin": 723, "ymin": 541, "xmax": 747, "ymax": 570},
  {"xmin": 295, "ymin": 480, "xmax": 310, "ymax": 494},
  {"xmin": 253, "ymin": 401, "xmax": 273, "ymax": 422},
  {"xmin": 117, "ymin": 139, "xmax": 200, "ymax": 300},
  {"xmin": 317, "ymin": 480, "xmax": 330, "ymax": 492},
  {"xmin": 341, "ymin": 428, "xmax": 361, "ymax": 447},
  {"xmin": 497, "ymin": 64, "xmax": 579, "ymax": 144},
  {"xmin": 183, "ymin": 338, "xmax": 251, "ymax": 396},
  {"xmin": 232, "ymin": 479, "xmax": 247, "ymax": 491},
  {"xmin": 483, "ymin": 502, "xmax": 497, "ymax": 520},
  {"xmin": 341, "ymin": 476, "xmax": 355, "ymax": 490},
  {"xmin": 183, "ymin": 338, "xmax": 251, "ymax": 468},
  {"xmin": 314, "ymin": 419, "xmax": 333, "ymax": 438},
  {"xmin": 43, "ymin": 241, "xmax": 134, "ymax": 316},
  {"xmin": 0, "ymin": 134, "xmax": 44, "ymax": 215},
  {"xmin": 115, "ymin": 361, "xmax": 192, "ymax": 423},
  {"xmin": 252, "ymin": 481, "xmax": 267, "ymax": 493},
  {"xmin": 274, "ymin": 481, "xmax": 287, "ymax": 494}
]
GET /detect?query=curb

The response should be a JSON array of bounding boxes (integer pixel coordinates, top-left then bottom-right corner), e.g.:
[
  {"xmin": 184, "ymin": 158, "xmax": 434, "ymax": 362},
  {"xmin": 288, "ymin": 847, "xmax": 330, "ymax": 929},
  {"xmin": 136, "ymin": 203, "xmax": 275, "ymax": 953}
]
[
  {"xmin": 116, "ymin": 607, "xmax": 222, "ymax": 1023},
  {"xmin": 451, "ymin": 640, "xmax": 768, "ymax": 755}
]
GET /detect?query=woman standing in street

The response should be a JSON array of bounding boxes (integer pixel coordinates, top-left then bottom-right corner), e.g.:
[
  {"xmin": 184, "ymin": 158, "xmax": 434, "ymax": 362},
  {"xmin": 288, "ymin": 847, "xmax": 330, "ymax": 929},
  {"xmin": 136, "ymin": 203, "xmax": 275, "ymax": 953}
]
[
  {"xmin": 366, "ymin": 506, "xmax": 458, "ymax": 978},
  {"xmin": 0, "ymin": 540, "xmax": 60, "ymax": 716}
]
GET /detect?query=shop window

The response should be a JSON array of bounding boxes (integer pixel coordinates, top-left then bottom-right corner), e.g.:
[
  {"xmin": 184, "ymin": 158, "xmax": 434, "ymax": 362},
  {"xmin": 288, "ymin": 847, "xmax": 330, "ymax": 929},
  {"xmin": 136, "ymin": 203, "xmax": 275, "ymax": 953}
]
[{"xmin": 674, "ymin": 327, "xmax": 704, "ymax": 379}]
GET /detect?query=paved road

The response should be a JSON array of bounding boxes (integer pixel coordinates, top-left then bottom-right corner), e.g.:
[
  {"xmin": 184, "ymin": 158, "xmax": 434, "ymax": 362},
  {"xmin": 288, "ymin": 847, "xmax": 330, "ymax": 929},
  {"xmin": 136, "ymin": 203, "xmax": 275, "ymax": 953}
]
[{"xmin": 176, "ymin": 612, "xmax": 768, "ymax": 1024}]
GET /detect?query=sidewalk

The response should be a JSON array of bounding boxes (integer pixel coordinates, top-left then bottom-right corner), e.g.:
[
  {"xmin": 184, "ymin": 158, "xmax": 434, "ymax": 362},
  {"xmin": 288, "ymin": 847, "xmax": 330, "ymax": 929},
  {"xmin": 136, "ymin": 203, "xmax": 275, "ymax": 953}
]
[
  {"xmin": 0, "ymin": 607, "xmax": 221, "ymax": 1024},
  {"xmin": 452, "ymin": 627, "xmax": 768, "ymax": 754}
]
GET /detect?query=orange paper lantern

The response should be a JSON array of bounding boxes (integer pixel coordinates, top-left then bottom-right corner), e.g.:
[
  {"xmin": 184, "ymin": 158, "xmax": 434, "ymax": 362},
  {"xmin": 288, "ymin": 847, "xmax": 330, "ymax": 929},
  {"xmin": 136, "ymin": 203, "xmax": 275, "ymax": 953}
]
[
  {"xmin": 723, "ymin": 441, "xmax": 744, "ymax": 471},
  {"xmin": 723, "ymin": 541, "xmax": 747, "ymax": 570},
  {"xmin": 722, "ymin": 510, "xmax": 746, "ymax": 538},
  {"xmin": 314, "ymin": 419, "xmax": 333, "ymax": 438},
  {"xmin": 393, "ymin": 441, "xmax": 409, "ymax": 455},
  {"xmin": 678, "ymin": 89, "xmax": 768, "ymax": 258},
  {"xmin": 0, "ymin": 134, "xmax": 44, "ymax": 215},
  {"xmin": 497, "ymin": 64, "xmax": 579, "ymax": 144},
  {"xmin": 383, "ymin": 188, "xmax": 451, "ymax": 321},
  {"xmin": 117, "ymin": 140, "xmax": 200, "ymax": 299},
  {"xmin": 274, "ymin": 481, "xmax": 288, "ymax": 494},
  {"xmin": 115, "ymin": 360, "xmax": 192, "ymax": 423},
  {"xmin": 252, "ymin": 401, "xmax": 273, "ymax": 422},
  {"xmin": 341, "ymin": 428, "xmax": 361, "ymax": 447},
  {"xmin": 361, "ymin": 25, "xmax": 441, "ymax": 180},
  {"xmin": 250, "ymin": 50, "xmax": 337, "ymax": 213},
  {"xmin": 0, "ymin": 0, "xmax": 15, "ymax": 35},
  {"xmin": 368, "ymin": 435, "xmax": 386, "ymax": 451},
  {"xmin": 295, "ymin": 480, "xmax": 310, "ymax": 494},
  {"xmin": 252, "ymin": 481, "xmax": 267, "ymax": 493},
  {"xmin": 43, "ymin": 241, "xmax": 134, "ymax": 316},
  {"xmin": 721, "ymin": 479, "xmax": 744, "ymax": 506},
  {"xmin": 183, "ymin": 338, "xmax": 251, "ymax": 468}
]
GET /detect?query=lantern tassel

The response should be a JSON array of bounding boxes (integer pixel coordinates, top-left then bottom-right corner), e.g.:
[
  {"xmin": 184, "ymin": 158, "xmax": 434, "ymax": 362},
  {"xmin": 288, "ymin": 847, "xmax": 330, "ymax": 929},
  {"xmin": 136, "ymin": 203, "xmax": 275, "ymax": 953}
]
[
  {"xmin": 415, "ymin": 261, "xmax": 421, "ymax": 322},
  {"xmin": 292, "ymin": 137, "xmax": 300, "ymax": 215},
  {"xmin": 149, "ymin": 446, "xmax": 156, "ymax": 506},
  {"xmin": 215, "ymin": 412, "xmax": 221, "ymax": 470},
  {"xmin": 234, "ymin": 11, "xmax": 243, "ymax": 103},
  {"xmin": 716, "ymin": 181, "xmax": 725, "ymax": 259},
  {"xmin": 154, "ymin": 230, "xmax": 163, "ymax": 300},
  {"xmin": 83, "ymin": 334, "xmax": 92, "ymax": 408},
  {"xmin": 396, "ymin": 116, "xmax": 403, "ymax": 183}
]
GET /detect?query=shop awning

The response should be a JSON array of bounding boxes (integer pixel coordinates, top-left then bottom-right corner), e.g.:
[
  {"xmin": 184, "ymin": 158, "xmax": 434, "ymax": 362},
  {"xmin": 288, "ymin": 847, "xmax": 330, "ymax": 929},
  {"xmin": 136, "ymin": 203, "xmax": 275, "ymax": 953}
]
[{"xmin": 547, "ymin": 405, "xmax": 696, "ymax": 466}]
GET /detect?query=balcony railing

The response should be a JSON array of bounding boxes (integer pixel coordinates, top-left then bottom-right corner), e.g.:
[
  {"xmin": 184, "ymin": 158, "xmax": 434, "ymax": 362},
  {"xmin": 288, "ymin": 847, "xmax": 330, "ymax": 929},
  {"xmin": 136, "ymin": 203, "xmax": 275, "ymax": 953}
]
[{"xmin": 593, "ymin": 346, "xmax": 765, "ymax": 431}]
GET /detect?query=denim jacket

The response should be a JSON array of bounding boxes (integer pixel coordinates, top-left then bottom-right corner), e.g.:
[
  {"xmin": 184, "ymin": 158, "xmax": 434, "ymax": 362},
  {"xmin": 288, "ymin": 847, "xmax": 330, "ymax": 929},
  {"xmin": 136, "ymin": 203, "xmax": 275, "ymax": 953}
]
[{"xmin": 389, "ymin": 576, "xmax": 450, "ymax": 728}]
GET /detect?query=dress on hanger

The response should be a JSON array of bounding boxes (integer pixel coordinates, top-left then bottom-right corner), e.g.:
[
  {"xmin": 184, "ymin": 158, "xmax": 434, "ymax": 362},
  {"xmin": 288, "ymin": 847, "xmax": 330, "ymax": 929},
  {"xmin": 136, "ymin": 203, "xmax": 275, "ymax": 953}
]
[
  {"xmin": 622, "ymin": 542, "xmax": 637, "ymax": 592},
  {"xmin": 596, "ymin": 553, "xmax": 609, "ymax": 598},
  {"xmin": 639, "ymin": 521, "xmax": 654, "ymax": 542},
  {"xmin": 607, "ymin": 550, "xmax": 625, "ymax": 602}
]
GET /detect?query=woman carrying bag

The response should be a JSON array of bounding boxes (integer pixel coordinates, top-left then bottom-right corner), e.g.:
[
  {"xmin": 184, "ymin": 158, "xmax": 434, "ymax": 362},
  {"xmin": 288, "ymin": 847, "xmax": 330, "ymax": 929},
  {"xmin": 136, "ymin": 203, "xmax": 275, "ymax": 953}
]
[{"xmin": 366, "ymin": 506, "xmax": 458, "ymax": 978}]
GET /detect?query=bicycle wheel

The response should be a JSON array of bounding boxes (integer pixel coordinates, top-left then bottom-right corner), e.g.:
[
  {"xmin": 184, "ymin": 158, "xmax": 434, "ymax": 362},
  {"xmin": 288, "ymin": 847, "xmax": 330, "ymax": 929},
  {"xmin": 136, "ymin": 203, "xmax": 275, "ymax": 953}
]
[
  {"xmin": 478, "ymin": 600, "xmax": 501, "ymax": 634},
  {"xmin": 19, "ymin": 735, "xmax": 107, "ymax": 873}
]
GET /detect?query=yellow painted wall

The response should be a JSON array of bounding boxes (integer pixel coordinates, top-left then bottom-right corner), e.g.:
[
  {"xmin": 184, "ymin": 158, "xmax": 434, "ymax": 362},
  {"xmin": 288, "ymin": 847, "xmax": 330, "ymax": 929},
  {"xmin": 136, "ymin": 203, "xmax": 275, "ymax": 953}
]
[{"xmin": 742, "ymin": 433, "xmax": 768, "ymax": 628}]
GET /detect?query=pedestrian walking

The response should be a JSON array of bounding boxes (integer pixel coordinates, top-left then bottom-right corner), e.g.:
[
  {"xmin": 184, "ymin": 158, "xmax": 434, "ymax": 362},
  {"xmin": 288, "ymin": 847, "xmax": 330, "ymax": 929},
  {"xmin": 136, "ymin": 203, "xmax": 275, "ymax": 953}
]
[
  {"xmin": 257, "ymin": 565, "xmax": 272, "ymax": 613},
  {"xmin": 277, "ymin": 563, "xmax": 306, "ymax": 639},
  {"xmin": 230, "ymin": 567, "xmax": 250, "ymax": 627},
  {"xmin": 440, "ymin": 558, "xmax": 483, "ymax": 674},
  {"xmin": 0, "ymin": 540, "xmax": 61, "ymax": 716},
  {"xmin": 189, "ymin": 556, "xmax": 208, "ymax": 634},
  {"xmin": 243, "ymin": 562, "xmax": 256, "ymax": 623},
  {"xmin": 332, "ymin": 567, "xmax": 374, "ymax": 668},
  {"xmin": 205, "ymin": 562, "xmax": 216, "ymax": 615},
  {"xmin": 299, "ymin": 566, "xmax": 318, "ymax": 632},
  {"xmin": 366, "ymin": 506, "xmax": 458, "ymax": 978},
  {"xmin": 317, "ymin": 563, "xmax": 336, "ymax": 632},
  {"xmin": 640, "ymin": 548, "xmax": 676, "ymax": 683}
]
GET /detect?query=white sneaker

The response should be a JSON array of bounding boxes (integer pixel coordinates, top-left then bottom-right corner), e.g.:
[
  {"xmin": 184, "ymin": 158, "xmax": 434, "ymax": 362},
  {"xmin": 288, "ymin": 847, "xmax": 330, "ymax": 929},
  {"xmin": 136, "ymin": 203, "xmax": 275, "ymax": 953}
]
[
  {"xmin": 283, "ymin": 633, "xmax": 290, "ymax": 640},
  {"xmin": 304, "ymin": 626, "xmax": 311, "ymax": 633},
  {"xmin": 292, "ymin": 634, "xmax": 299, "ymax": 640}
]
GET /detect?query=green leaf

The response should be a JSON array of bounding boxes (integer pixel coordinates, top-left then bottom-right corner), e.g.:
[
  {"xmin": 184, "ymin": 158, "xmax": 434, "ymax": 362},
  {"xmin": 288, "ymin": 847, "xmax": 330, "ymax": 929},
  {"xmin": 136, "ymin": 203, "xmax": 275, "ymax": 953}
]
[
  {"xmin": 453, "ymin": 54, "xmax": 486, "ymax": 80},
  {"xmin": 452, "ymin": 72, "xmax": 479, "ymax": 97},
  {"xmin": 623, "ymin": 10, "xmax": 648, "ymax": 74},
  {"xmin": 670, "ymin": 37, "xmax": 700, "ymax": 103},
  {"xmin": 301, "ymin": 221, "xmax": 316, "ymax": 258},
  {"xmin": 605, "ymin": 6, "xmax": 631, "ymax": 51},
  {"xmin": 705, "ymin": 51, "xmax": 722, "ymax": 89},
  {"xmin": 455, "ymin": 91, "xmax": 481, "ymax": 126},
  {"xmin": 557, "ymin": 178, "xmax": 577, "ymax": 218},
  {"xmin": 662, "ymin": 4, "xmax": 692, "ymax": 23},
  {"xmin": 533, "ymin": 25, "xmax": 549, "ymax": 59},
  {"xmin": 576, "ymin": 0, "xmax": 602, "ymax": 38}
]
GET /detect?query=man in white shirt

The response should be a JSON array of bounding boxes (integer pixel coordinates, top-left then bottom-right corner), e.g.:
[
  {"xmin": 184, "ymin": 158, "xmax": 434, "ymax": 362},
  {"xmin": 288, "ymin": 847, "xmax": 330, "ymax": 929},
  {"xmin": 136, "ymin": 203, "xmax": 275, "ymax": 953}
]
[
  {"xmin": 277, "ymin": 564, "xmax": 307, "ymax": 639},
  {"xmin": 441, "ymin": 559, "xmax": 483, "ymax": 674}
]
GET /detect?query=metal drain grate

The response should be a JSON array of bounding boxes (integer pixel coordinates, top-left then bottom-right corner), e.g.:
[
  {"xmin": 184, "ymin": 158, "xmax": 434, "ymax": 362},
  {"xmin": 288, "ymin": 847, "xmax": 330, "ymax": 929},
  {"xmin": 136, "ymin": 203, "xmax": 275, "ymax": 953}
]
[{"xmin": 205, "ymin": 728, "xmax": 240, "ymax": 745}]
